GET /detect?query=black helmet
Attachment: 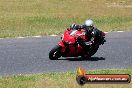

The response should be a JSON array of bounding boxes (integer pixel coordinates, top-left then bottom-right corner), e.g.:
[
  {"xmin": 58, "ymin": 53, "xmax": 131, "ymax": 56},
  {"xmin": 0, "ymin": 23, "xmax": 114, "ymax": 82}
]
[
  {"xmin": 74, "ymin": 25, "xmax": 80, "ymax": 29},
  {"xmin": 70, "ymin": 23, "xmax": 76, "ymax": 29},
  {"xmin": 70, "ymin": 23, "xmax": 81, "ymax": 30}
]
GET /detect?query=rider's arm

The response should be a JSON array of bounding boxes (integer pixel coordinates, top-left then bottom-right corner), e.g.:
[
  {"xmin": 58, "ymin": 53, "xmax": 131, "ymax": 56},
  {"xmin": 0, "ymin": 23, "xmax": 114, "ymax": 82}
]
[
  {"xmin": 67, "ymin": 28, "xmax": 73, "ymax": 31},
  {"xmin": 85, "ymin": 29, "xmax": 98, "ymax": 45},
  {"xmin": 90, "ymin": 28, "xmax": 103, "ymax": 43}
]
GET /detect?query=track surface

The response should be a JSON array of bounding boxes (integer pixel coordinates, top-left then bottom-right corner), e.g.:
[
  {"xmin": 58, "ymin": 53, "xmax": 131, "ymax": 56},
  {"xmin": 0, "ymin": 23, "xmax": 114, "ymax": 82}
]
[{"xmin": 0, "ymin": 31, "xmax": 132, "ymax": 75}]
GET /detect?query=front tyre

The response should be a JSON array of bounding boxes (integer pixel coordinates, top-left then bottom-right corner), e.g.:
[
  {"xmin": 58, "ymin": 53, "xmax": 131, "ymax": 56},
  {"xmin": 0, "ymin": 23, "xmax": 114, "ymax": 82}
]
[{"xmin": 49, "ymin": 45, "xmax": 62, "ymax": 60}]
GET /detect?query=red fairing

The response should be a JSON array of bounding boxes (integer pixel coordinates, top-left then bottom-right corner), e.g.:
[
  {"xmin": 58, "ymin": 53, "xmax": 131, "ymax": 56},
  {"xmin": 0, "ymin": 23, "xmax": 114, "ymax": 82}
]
[
  {"xmin": 58, "ymin": 41, "xmax": 65, "ymax": 47},
  {"xmin": 59, "ymin": 29, "xmax": 86, "ymax": 57},
  {"xmin": 66, "ymin": 45, "xmax": 83, "ymax": 57},
  {"xmin": 62, "ymin": 29, "xmax": 86, "ymax": 42},
  {"xmin": 58, "ymin": 41, "xmax": 66, "ymax": 53}
]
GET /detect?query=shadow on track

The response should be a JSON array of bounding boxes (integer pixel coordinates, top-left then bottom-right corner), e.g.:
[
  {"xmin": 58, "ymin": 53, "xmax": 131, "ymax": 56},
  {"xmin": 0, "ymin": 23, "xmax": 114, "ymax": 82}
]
[{"xmin": 57, "ymin": 57, "xmax": 105, "ymax": 61}]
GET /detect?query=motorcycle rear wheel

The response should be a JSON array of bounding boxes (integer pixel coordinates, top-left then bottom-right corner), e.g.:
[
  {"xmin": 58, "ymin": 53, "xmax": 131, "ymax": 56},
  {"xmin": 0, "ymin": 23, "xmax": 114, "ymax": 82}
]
[
  {"xmin": 82, "ymin": 45, "xmax": 99, "ymax": 58},
  {"xmin": 49, "ymin": 45, "xmax": 62, "ymax": 60},
  {"xmin": 89, "ymin": 45, "xmax": 99, "ymax": 57}
]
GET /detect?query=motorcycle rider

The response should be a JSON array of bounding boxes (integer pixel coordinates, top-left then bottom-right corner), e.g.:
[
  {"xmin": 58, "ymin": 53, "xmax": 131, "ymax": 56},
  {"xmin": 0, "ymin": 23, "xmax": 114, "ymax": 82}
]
[
  {"xmin": 77, "ymin": 19, "xmax": 104, "ymax": 57},
  {"xmin": 82, "ymin": 19, "xmax": 103, "ymax": 45},
  {"xmin": 68, "ymin": 20, "xmax": 103, "ymax": 48}
]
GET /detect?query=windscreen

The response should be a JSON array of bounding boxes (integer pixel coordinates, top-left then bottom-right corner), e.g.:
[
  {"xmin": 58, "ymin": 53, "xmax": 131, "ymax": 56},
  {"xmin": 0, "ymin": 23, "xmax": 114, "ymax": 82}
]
[{"xmin": 70, "ymin": 30, "xmax": 77, "ymax": 36}]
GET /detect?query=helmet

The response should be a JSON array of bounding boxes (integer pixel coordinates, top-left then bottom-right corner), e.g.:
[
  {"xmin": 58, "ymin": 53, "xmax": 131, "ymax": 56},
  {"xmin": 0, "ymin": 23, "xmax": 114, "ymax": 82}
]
[
  {"xmin": 74, "ymin": 25, "xmax": 80, "ymax": 29},
  {"xmin": 70, "ymin": 23, "xmax": 76, "ymax": 29},
  {"xmin": 85, "ymin": 19, "xmax": 93, "ymax": 26},
  {"xmin": 84, "ymin": 19, "xmax": 94, "ymax": 31},
  {"xmin": 70, "ymin": 23, "xmax": 81, "ymax": 29}
]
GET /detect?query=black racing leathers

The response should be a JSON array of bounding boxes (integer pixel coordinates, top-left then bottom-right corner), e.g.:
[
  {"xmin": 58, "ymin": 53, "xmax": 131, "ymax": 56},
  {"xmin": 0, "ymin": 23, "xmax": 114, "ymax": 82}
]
[{"xmin": 81, "ymin": 27, "xmax": 103, "ymax": 52}]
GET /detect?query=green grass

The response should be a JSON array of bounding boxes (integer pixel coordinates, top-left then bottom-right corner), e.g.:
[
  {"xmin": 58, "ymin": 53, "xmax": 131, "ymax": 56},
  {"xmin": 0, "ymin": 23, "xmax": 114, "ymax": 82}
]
[
  {"xmin": 0, "ymin": 68, "xmax": 132, "ymax": 88},
  {"xmin": 0, "ymin": 0, "xmax": 132, "ymax": 38}
]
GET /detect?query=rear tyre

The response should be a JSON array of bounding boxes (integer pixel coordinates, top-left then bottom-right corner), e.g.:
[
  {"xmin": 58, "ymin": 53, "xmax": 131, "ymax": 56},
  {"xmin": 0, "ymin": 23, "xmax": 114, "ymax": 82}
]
[
  {"xmin": 49, "ymin": 45, "xmax": 62, "ymax": 60},
  {"xmin": 89, "ymin": 45, "xmax": 99, "ymax": 57},
  {"xmin": 81, "ymin": 45, "xmax": 99, "ymax": 59}
]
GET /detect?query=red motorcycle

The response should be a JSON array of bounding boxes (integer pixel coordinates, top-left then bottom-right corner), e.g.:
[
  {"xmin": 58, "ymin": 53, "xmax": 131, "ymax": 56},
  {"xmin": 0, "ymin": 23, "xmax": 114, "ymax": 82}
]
[{"xmin": 49, "ymin": 28, "xmax": 106, "ymax": 60}]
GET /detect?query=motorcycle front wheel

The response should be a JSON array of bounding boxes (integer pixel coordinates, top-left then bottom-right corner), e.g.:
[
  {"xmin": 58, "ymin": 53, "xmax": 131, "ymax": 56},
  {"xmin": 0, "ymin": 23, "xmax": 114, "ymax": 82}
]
[{"xmin": 49, "ymin": 45, "xmax": 62, "ymax": 60}]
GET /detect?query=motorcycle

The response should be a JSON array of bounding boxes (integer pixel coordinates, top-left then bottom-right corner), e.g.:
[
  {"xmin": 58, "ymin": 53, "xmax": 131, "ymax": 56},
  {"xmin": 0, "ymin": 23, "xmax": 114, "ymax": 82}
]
[{"xmin": 49, "ymin": 28, "xmax": 106, "ymax": 60}]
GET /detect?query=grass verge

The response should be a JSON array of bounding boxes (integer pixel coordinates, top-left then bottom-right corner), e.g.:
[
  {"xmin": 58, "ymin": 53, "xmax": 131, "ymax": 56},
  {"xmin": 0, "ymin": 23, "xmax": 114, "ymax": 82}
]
[
  {"xmin": 0, "ymin": 68, "xmax": 132, "ymax": 88},
  {"xmin": 0, "ymin": 0, "xmax": 132, "ymax": 38}
]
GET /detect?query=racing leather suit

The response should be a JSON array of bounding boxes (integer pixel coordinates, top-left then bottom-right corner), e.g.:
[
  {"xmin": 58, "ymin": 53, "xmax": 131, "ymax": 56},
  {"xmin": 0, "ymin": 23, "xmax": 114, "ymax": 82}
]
[{"xmin": 77, "ymin": 26, "xmax": 103, "ymax": 53}]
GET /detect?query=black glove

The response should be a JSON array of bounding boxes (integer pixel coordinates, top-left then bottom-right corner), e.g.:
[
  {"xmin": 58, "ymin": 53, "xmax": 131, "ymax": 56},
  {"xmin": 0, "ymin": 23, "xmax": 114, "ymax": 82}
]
[
  {"xmin": 84, "ymin": 41, "xmax": 94, "ymax": 46},
  {"xmin": 101, "ymin": 39, "xmax": 106, "ymax": 45},
  {"xmin": 77, "ymin": 37, "xmax": 85, "ymax": 42}
]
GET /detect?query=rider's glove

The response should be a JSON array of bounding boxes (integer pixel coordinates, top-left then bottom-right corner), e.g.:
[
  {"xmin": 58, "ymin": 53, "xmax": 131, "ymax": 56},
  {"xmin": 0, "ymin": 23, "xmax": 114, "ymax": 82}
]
[
  {"xmin": 84, "ymin": 41, "xmax": 94, "ymax": 46},
  {"xmin": 101, "ymin": 39, "xmax": 106, "ymax": 45}
]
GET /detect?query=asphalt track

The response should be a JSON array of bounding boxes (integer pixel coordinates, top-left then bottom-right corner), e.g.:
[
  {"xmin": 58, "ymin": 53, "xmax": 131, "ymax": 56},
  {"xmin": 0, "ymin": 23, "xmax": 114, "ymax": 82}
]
[{"xmin": 0, "ymin": 31, "xmax": 132, "ymax": 75}]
